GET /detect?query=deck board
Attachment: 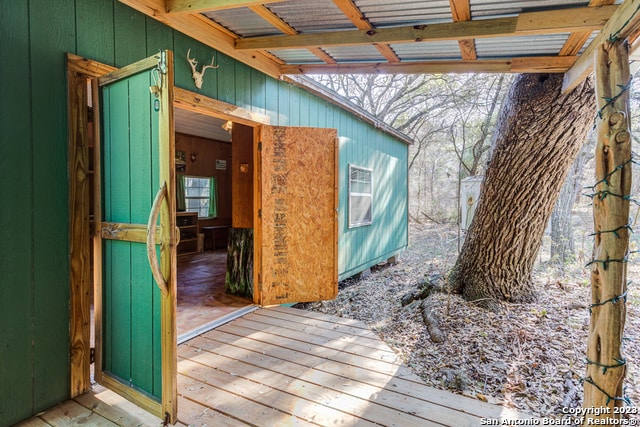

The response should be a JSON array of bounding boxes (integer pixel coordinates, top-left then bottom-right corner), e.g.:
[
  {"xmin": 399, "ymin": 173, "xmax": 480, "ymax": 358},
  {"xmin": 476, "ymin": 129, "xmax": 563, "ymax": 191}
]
[{"xmin": 18, "ymin": 306, "xmax": 532, "ymax": 426}]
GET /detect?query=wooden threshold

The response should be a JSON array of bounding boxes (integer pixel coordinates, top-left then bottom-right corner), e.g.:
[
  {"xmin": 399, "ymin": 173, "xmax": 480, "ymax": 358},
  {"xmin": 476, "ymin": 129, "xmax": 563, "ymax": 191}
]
[{"xmin": 19, "ymin": 306, "xmax": 535, "ymax": 426}]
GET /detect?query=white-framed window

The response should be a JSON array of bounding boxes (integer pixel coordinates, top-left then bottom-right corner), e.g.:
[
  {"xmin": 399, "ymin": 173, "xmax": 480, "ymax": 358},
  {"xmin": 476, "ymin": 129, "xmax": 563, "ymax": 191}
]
[
  {"xmin": 184, "ymin": 175, "xmax": 216, "ymax": 218},
  {"xmin": 349, "ymin": 164, "xmax": 373, "ymax": 227}
]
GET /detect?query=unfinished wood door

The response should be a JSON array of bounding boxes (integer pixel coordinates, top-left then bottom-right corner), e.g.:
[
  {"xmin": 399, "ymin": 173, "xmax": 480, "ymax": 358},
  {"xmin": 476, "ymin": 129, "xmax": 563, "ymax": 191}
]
[
  {"xmin": 95, "ymin": 51, "xmax": 177, "ymax": 423},
  {"xmin": 258, "ymin": 125, "xmax": 338, "ymax": 305}
]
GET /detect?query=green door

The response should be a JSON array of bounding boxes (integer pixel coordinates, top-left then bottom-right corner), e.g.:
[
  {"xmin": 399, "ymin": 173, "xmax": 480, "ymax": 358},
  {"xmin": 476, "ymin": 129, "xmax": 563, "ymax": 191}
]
[{"xmin": 95, "ymin": 51, "xmax": 177, "ymax": 423}]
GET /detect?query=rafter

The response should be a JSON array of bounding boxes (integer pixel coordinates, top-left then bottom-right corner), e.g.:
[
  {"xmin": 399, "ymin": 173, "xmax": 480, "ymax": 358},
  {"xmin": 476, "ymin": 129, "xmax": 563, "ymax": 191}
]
[
  {"xmin": 247, "ymin": 4, "xmax": 336, "ymax": 64},
  {"xmin": 235, "ymin": 6, "xmax": 617, "ymax": 51},
  {"xmin": 449, "ymin": 0, "xmax": 476, "ymax": 60},
  {"xmin": 166, "ymin": 0, "xmax": 284, "ymax": 14},
  {"xmin": 559, "ymin": 0, "xmax": 617, "ymax": 56},
  {"xmin": 563, "ymin": 0, "xmax": 640, "ymax": 92},
  {"xmin": 332, "ymin": 0, "xmax": 399, "ymax": 63}
]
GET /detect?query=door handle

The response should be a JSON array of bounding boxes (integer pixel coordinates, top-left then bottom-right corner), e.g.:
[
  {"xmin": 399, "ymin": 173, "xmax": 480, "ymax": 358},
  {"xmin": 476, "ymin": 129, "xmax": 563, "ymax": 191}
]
[{"xmin": 147, "ymin": 182, "xmax": 169, "ymax": 296}]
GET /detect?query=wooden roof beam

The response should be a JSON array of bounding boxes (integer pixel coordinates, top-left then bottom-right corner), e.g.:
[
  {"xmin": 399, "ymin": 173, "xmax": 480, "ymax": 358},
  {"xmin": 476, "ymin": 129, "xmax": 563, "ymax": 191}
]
[
  {"xmin": 120, "ymin": 0, "xmax": 284, "ymax": 79},
  {"xmin": 559, "ymin": 0, "xmax": 617, "ymax": 56},
  {"xmin": 280, "ymin": 56, "xmax": 577, "ymax": 75},
  {"xmin": 563, "ymin": 0, "xmax": 640, "ymax": 93},
  {"xmin": 235, "ymin": 6, "xmax": 617, "ymax": 50},
  {"xmin": 449, "ymin": 0, "xmax": 476, "ymax": 60},
  {"xmin": 248, "ymin": 4, "xmax": 336, "ymax": 64},
  {"xmin": 332, "ymin": 0, "xmax": 400, "ymax": 62},
  {"xmin": 166, "ymin": 0, "xmax": 284, "ymax": 14}
]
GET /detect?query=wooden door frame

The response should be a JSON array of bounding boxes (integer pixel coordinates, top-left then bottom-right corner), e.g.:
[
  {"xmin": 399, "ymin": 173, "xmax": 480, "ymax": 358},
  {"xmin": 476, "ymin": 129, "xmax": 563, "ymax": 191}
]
[{"xmin": 66, "ymin": 53, "xmax": 270, "ymax": 398}]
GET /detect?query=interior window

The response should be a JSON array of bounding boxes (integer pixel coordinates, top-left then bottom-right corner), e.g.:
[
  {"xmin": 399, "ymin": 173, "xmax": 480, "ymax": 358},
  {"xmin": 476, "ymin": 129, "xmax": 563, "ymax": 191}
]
[{"xmin": 183, "ymin": 175, "xmax": 217, "ymax": 218}]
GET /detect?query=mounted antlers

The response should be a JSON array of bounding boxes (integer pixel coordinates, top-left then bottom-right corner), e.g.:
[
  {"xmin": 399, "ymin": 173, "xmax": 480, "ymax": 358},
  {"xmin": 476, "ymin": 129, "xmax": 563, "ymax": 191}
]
[{"xmin": 187, "ymin": 48, "xmax": 218, "ymax": 89}]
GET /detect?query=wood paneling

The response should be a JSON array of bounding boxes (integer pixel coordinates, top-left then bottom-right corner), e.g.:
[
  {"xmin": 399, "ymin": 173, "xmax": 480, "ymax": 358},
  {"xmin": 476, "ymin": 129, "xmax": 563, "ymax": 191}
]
[
  {"xmin": 231, "ymin": 123, "xmax": 254, "ymax": 228},
  {"xmin": 0, "ymin": 1, "xmax": 35, "ymax": 424},
  {"xmin": 175, "ymin": 132, "xmax": 232, "ymax": 223},
  {"xmin": 30, "ymin": 0, "xmax": 75, "ymax": 413}
]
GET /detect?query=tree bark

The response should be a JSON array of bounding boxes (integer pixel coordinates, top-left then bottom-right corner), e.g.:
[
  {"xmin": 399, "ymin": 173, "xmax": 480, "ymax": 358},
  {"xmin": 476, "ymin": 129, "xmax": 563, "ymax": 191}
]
[
  {"xmin": 583, "ymin": 40, "xmax": 630, "ymax": 423},
  {"xmin": 225, "ymin": 228, "xmax": 253, "ymax": 298},
  {"xmin": 449, "ymin": 73, "xmax": 594, "ymax": 304}
]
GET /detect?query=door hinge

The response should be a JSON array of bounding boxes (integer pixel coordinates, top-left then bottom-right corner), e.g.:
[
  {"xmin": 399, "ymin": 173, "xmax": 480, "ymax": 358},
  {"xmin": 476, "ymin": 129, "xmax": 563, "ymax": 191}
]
[
  {"xmin": 258, "ymin": 141, "xmax": 262, "ymax": 151},
  {"xmin": 90, "ymin": 347, "xmax": 95, "ymax": 365},
  {"xmin": 258, "ymin": 209, "xmax": 262, "ymax": 218}
]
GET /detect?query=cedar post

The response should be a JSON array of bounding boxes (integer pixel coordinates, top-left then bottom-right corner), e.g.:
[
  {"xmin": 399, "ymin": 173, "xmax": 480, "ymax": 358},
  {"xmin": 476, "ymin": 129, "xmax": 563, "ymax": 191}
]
[{"xmin": 583, "ymin": 39, "xmax": 631, "ymax": 421}]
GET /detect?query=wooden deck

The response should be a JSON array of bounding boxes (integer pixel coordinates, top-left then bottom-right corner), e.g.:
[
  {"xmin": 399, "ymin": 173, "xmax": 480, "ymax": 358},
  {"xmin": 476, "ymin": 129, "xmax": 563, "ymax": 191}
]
[{"xmin": 19, "ymin": 306, "xmax": 533, "ymax": 426}]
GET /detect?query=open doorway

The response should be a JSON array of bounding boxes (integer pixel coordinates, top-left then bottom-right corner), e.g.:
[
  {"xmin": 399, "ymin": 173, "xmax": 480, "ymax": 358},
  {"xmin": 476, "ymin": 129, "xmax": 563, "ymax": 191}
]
[{"xmin": 173, "ymin": 108, "xmax": 256, "ymax": 343}]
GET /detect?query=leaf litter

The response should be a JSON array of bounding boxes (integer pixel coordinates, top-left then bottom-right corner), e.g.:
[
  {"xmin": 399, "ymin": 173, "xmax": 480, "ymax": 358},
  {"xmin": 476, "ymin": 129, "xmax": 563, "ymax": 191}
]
[{"xmin": 297, "ymin": 223, "xmax": 640, "ymax": 419}]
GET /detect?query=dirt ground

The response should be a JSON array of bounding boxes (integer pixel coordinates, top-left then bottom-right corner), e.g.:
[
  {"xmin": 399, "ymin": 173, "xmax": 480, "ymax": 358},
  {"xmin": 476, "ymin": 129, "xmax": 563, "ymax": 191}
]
[{"xmin": 298, "ymin": 222, "xmax": 640, "ymax": 419}]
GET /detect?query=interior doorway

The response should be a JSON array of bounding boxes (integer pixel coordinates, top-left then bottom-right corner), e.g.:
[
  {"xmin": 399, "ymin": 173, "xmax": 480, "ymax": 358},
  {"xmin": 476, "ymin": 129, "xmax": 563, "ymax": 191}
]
[{"xmin": 173, "ymin": 108, "xmax": 256, "ymax": 343}]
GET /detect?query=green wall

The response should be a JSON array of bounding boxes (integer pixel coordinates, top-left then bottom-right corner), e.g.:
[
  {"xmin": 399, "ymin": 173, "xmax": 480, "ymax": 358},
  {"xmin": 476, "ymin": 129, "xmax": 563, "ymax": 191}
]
[{"xmin": 0, "ymin": 0, "xmax": 407, "ymax": 424}]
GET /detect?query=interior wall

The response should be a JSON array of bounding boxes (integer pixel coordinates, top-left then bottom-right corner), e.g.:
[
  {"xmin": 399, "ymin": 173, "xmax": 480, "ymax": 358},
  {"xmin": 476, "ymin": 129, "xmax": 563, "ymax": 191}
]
[
  {"xmin": 175, "ymin": 132, "xmax": 232, "ymax": 228},
  {"xmin": 231, "ymin": 123, "xmax": 254, "ymax": 228}
]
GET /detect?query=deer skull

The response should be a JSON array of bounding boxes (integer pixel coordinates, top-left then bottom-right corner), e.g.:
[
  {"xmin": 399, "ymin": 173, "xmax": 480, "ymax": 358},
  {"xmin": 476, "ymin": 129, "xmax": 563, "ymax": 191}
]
[{"xmin": 187, "ymin": 49, "xmax": 218, "ymax": 89}]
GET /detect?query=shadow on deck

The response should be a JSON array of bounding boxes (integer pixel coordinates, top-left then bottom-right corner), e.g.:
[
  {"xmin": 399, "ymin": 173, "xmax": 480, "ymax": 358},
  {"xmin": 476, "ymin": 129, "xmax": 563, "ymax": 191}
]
[{"xmin": 18, "ymin": 306, "xmax": 535, "ymax": 426}]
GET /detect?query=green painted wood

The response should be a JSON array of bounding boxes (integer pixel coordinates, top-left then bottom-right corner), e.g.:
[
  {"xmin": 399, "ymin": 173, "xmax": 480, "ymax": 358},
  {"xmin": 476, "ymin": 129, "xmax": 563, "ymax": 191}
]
[
  {"xmin": 216, "ymin": 52, "xmax": 236, "ymax": 104},
  {"xmin": 235, "ymin": 62, "xmax": 252, "ymax": 111},
  {"xmin": 128, "ymin": 71, "xmax": 155, "ymax": 394},
  {"xmin": 2, "ymin": 1, "xmax": 408, "ymax": 421},
  {"xmin": 250, "ymin": 68, "xmax": 266, "ymax": 117},
  {"xmin": 101, "ymin": 63, "xmax": 163, "ymax": 401},
  {"xmin": 114, "ymin": 1, "xmax": 147, "ymax": 68},
  {"xmin": 0, "ymin": 2, "xmax": 34, "ymax": 424},
  {"xmin": 146, "ymin": 18, "xmax": 175, "ymax": 60},
  {"xmin": 29, "ymin": 0, "xmax": 75, "ymax": 412},
  {"xmin": 76, "ymin": 0, "xmax": 115, "ymax": 64}
]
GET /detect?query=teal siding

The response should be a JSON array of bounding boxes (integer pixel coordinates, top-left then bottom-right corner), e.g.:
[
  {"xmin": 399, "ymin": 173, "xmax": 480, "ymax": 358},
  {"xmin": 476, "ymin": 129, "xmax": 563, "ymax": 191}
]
[{"xmin": 0, "ymin": 0, "xmax": 407, "ymax": 424}]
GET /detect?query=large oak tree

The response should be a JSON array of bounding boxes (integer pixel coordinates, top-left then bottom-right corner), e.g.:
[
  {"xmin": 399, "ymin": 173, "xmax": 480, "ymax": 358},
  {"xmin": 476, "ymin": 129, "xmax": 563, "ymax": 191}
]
[{"xmin": 449, "ymin": 73, "xmax": 595, "ymax": 304}]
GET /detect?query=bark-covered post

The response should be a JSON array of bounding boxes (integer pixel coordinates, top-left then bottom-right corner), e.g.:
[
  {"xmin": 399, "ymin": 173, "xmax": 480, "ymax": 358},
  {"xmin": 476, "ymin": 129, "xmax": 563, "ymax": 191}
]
[
  {"xmin": 583, "ymin": 40, "xmax": 631, "ymax": 421},
  {"xmin": 225, "ymin": 228, "xmax": 253, "ymax": 298}
]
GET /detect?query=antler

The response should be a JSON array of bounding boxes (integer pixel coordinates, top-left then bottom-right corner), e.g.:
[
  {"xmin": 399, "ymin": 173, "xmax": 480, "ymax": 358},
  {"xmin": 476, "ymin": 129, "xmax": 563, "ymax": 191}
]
[
  {"xmin": 186, "ymin": 48, "xmax": 199, "ymax": 74},
  {"xmin": 186, "ymin": 48, "xmax": 218, "ymax": 89}
]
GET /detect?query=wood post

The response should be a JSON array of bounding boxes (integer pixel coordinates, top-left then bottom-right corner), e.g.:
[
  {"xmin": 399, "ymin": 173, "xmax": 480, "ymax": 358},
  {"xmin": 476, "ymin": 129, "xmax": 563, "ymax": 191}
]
[{"xmin": 584, "ymin": 39, "xmax": 631, "ymax": 421}]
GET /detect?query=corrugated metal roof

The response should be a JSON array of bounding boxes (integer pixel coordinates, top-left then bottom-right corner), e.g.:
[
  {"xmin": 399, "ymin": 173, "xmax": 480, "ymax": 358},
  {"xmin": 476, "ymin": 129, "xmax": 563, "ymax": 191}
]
[
  {"xmin": 392, "ymin": 41, "xmax": 463, "ymax": 61},
  {"xmin": 203, "ymin": 8, "xmax": 283, "ymax": 37},
  {"xmin": 170, "ymin": 0, "xmax": 633, "ymax": 78},
  {"xmin": 476, "ymin": 34, "xmax": 571, "ymax": 58},
  {"xmin": 354, "ymin": 0, "xmax": 454, "ymax": 27},
  {"xmin": 265, "ymin": 0, "xmax": 355, "ymax": 33}
]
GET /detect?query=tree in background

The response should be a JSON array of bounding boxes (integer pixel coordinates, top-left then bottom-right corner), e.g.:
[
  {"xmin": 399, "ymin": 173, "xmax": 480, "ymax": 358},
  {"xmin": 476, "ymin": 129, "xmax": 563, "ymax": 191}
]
[
  {"xmin": 448, "ymin": 73, "xmax": 595, "ymax": 304},
  {"xmin": 310, "ymin": 73, "xmax": 510, "ymax": 222}
]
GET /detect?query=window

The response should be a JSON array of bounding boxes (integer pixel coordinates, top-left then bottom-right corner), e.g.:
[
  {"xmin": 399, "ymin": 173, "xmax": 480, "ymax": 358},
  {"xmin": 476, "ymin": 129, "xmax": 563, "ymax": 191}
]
[
  {"xmin": 349, "ymin": 165, "xmax": 372, "ymax": 227},
  {"xmin": 183, "ymin": 175, "xmax": 217, "ymax": 218}
]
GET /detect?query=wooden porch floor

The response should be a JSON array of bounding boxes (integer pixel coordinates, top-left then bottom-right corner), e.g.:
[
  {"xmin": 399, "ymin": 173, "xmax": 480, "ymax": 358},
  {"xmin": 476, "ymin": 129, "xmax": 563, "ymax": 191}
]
[{"xmin": 19, "ymin": 306, "xmax": 533, "ymax": 426}]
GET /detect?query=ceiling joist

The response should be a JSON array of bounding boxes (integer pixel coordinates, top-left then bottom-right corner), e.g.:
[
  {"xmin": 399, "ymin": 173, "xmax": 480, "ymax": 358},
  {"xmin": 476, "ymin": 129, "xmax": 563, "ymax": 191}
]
[
  {"xmin": 234, "ymin": 6, "xmax": 617, "ymax": 51},
  {"xmin": 280, "ymin": 56, "xmax": 577, "ymax": 75}
]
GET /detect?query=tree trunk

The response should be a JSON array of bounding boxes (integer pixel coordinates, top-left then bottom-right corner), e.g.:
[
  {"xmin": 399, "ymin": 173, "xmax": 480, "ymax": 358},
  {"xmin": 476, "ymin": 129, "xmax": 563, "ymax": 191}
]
[
  {"xmin": 225, "ymin": 228, "xmax": 253, "ymax": 298},
  {"xmin": 449, "ymin": 73, "xmax": 594, "ymax": 304},
  {"xmin": 583, "ymin": 40, "xmax": 631, "ymax": 423},
  {"xmin": 549, "ymin": 141, "xmax": 590, "ymax": 266}
]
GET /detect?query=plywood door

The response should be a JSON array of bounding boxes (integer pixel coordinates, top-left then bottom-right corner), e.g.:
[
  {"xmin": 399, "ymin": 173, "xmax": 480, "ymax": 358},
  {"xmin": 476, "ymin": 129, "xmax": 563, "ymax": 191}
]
[
  {"xmin": 258, "ymin": 125, "xmax": 338, "ymax": 305},
  {"xmin": 96, "ymin": 51, "xmax": 177, "ymax": 423}
]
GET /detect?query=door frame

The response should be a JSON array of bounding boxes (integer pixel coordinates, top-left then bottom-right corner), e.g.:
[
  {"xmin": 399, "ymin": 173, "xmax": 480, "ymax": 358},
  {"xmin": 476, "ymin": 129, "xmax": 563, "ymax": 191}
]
[{"xmin": 66, "ymin": 53, "xmax": 270, "ymax": 400}]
